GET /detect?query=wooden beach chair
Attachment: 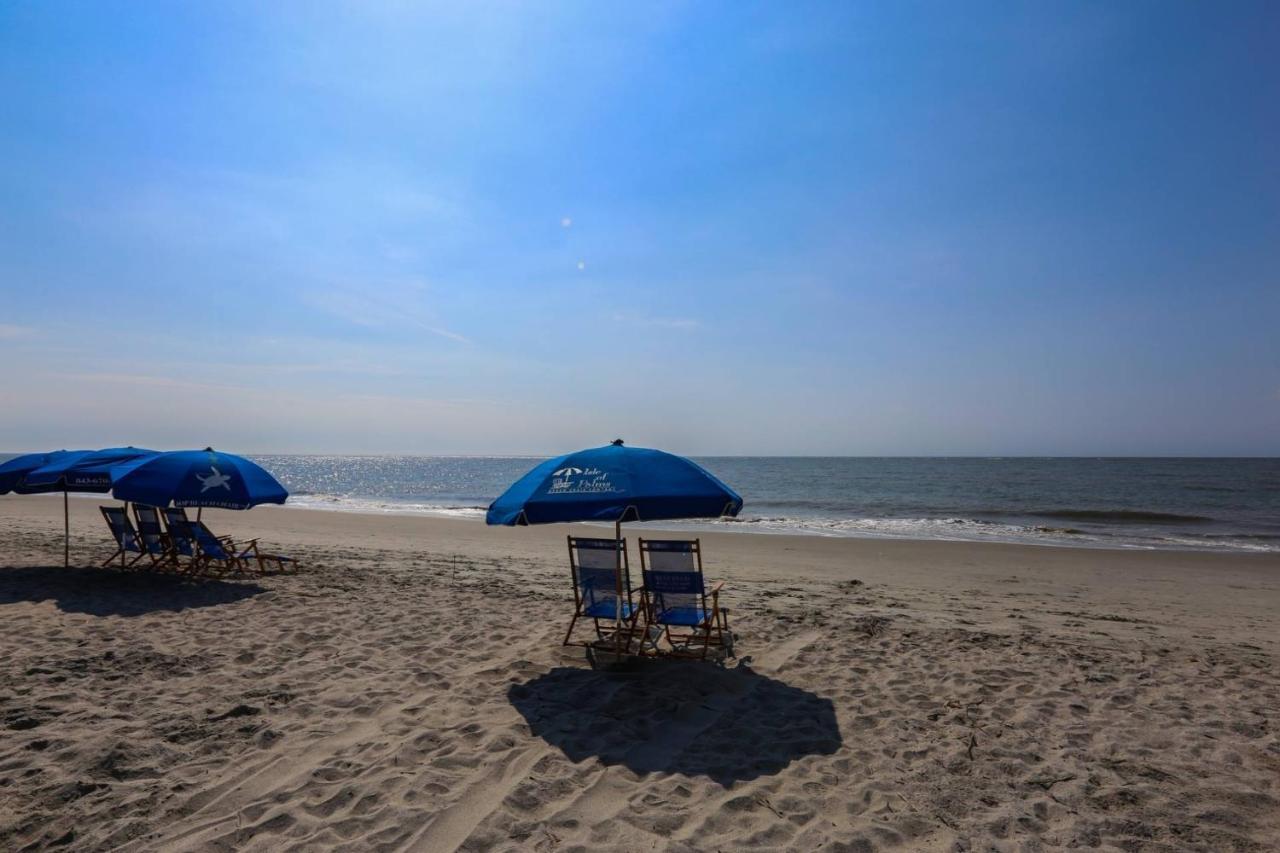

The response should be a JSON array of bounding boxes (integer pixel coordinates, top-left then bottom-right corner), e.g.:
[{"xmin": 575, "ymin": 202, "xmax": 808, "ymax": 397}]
[
  {"xmin": 564, "ymin": 536, "xmax": 639, "ymax": 649},
  {"xmin": 174, "ymin": 509, "xmax": 293, "ymax": 576},
  {"xmin": 132, "ymin": 504, "xmax": 178, "ymax": 572},
  {"xmin": 100, "ymin": 506, "xmax": 144, "ymax": 568},
  {"xmin": 160, "ymin": 507, "xmax": 199, "ymax": 571},
  {"xmin": 638, "ymin": 538, "xmax": 734, "ymax": 661}
]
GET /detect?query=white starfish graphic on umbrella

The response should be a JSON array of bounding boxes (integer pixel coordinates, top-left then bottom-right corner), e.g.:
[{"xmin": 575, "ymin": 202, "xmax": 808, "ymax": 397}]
[{"xmin": 197, "ymin": 466, "xmax": 233, "ymax": 492}]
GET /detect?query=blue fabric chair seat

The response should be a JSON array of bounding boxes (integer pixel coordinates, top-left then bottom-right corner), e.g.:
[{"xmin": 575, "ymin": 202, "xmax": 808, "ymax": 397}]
[
  {"xmin": 656, "ymin": 605, "xmax": 710, "ymax": 626},
  {"xmin": 584, "ymin": 600, "xmax": 635, "ymax": 619}
]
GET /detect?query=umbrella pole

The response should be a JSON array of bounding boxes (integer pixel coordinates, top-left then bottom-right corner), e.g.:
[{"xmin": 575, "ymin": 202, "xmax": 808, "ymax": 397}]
[
  {"xmin": 615, "ymin": 517, "xmax": 624, "ymax": 656},
  {"xmin": 63, "ymin": 488, "xmax": 69, "ymax": 568}
]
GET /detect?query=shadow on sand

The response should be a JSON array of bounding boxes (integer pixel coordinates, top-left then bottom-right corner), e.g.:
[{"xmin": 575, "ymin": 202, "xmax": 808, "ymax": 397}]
[
  {"xmin": 0, "ymin": 565, "xmax": 264, "ymax": 617},
  {"xmin": 509, "ymin": 660, "xmax": 841, "ymax": 786}
]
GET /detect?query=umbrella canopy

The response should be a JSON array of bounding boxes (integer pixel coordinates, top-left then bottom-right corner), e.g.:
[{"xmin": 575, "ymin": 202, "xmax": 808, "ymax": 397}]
[
  {"xmin": 111, "ymin": 448, "xmax": 288, "ymax": 509},
  {"xmin": 22, "ymin": 446, "xmax": 157, "ymax": 492},
  {"xmin": 0, "ymin": 450, "xmax": 82, "ymax": 494},
  {"xmin": 1, "ymin": 447, "xmax": 153, "ymax": 569},
  {"xmin": 486, "ymin": 441, "xmax": 742, "ymax": 526}
]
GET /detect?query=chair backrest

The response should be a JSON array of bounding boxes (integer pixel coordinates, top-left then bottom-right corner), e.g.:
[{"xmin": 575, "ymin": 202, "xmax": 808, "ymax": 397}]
[
  {"xmin": 567, "ymin": 537, "xmax": 630, "ymax": 613},
  {"xmin": 132, "ymin": 505, "xmax": 168, "ymax": 555},
  {"xmin": 639, "ymin": 538, "xmax": 706, "ymax": 618},
  {"xmin": 100, "ymin": 506, "xmax": 141, "ymax": 552},
  {"xmin": 191, "ymin": 521, "xmax": 231, "ymax": 560},
  {"xmin": 162, "ymin": 507, "xmax": 196, "ymax": 557}
]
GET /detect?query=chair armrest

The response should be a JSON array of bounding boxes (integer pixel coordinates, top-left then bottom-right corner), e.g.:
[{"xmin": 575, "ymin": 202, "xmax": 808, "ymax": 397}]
[{"xmin": 710, "ymin": 581, "xmax": 725, "ymax": 594}]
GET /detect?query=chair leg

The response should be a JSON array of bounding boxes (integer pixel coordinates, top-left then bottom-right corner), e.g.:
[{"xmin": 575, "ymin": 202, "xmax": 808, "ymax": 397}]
[
  {"xmin": 244, "ymin": 542, "xmax": 266, "ymax": 574},
  {"xmin": 562, "ymin": 612, "xmax": 580, "ymax": 646},
  {"xmin": 620, "ymin": 611, "xmax": 636, "ymax": 653}
]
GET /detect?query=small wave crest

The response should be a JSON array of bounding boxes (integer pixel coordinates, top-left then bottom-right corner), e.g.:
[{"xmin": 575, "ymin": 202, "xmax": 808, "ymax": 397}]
[
  {"xmin": 1028, "ymin": 509, "xmax": 1214, "ymax": 524},
  {"xmin": 276, "ymin": 497, "xmax": 1276, "ymax": 553},
  {"xmin": 701, "ymin": 514, "xmax": 1276, "ymax": 552},
  {"xmin": 285, "ymin": 494, "xmax": 487, "ymax": 519}
]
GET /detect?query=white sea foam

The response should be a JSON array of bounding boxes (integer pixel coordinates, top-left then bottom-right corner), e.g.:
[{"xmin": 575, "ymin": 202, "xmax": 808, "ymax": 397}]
[
  {"xmin": 284, "ymin": 493, "xmax": 487, "ymax": 519},
  {"xmin": 278, "ymin": 494, "xmax": 1278, "ymax": 553}
]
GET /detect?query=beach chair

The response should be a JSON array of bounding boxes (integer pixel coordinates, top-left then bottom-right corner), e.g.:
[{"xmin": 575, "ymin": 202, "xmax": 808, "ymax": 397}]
[
  {"xmin": 564, "ymin": 536, "xmax": 639, "ymax": 649},
  {"xmin": 174, "ymin": 510, "xmax": 293, "ymax": 576},
  {"xmin": 638, "ymin": 538, "xmax": 734, "ymax": 661},
  {"xmin": 100, "ymin": 506, "xmax": 144, "ymax": 568},
  {"xmin": 160, "ymin": 507, "xmax": 198, "ymax": 568},
  {"xmin": 161, "ymin": 508, "xmax": 233, "ymax": 578},
  {"xmin": 132, "ymin": 504, "xmax": 178, "ymax": 571}
]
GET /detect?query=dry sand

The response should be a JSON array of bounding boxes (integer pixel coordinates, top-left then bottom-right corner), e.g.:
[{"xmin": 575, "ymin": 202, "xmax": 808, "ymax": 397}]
[{"xmin": 2, "ymin": 496, "xmax": 1279, "ymax": 852}]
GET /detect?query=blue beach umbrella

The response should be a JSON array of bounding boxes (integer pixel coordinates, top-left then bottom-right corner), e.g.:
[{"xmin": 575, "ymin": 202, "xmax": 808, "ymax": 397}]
[
  {"xmin": 0, "ymin": 450, "xmax": 81, "ymax": 495},
  {"xmin": 23, "ymin": 446, "xmax": 157, "ymax": 491},
  {"xmin": 1, "ymin": 449, "xmax": 86, "ymax": 568},
  {"xmin": 5, "ymin": 447, "xmax": 154, "ymax": 567},
  {"xmin": 486, "ymin": 441, "xmax": 743, "ymax": 527},
  {"xmin": 111, "ymin": 448, "xmax": 288, "ymax": 511},
  {"xmin": 487, "ymin": 440, "xmax": 742, "ymax": 651}
]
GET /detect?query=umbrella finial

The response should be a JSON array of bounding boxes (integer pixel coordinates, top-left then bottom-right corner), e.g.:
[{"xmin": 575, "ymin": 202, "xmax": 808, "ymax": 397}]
[{"xmin": 611, "ymin": 438, "xmax": 624, "ymax": 446}]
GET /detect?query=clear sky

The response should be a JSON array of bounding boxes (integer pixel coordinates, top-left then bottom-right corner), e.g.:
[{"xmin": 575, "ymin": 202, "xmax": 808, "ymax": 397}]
[{"xmin": 1, "ymin": 2, "xmax": 1277, "ymax": 456}]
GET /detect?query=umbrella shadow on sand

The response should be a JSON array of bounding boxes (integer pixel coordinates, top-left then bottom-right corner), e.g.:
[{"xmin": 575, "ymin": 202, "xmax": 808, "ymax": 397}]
[
  {"xmin": 0, "ymin": 565, "xmax": 264, "ymax": 617},
  {"xmin": 509, "ymin": 660, "xmax": 841, "ymax": 786}
]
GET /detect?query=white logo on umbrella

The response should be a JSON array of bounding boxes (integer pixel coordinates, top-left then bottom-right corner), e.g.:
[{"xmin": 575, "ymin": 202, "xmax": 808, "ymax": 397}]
[
  {"xmin": 197, "ymin": 466, "xmax": 233, "ymax": 492},
  {"xmin": 553, "ymin": 467, "xmax": 584, "ymax": 477}
]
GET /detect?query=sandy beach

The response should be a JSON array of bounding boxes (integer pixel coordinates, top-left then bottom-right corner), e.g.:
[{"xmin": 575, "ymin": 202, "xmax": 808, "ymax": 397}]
[{"xmin": 2, "ymin": 496, "xmax": 1278, "ymax": 851}]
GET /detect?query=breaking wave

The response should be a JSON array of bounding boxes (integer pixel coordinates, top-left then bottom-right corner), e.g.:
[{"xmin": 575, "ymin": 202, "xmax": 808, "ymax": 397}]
[
  {"xmin": 284, "ymin": 494, "xmax": 487, "ymax": 519},
  {"xmin": 275, "ymin": 495, "xmax": 1280, "ymax": 553},
  {"xmin": 1026, "ymin": 509, "xmax": 1214, "ymax": 524}
]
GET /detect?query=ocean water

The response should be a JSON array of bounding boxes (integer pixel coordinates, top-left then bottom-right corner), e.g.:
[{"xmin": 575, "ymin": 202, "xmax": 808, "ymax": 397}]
[{"xmin": 252, "ymin": 456, "xmax": 1280, "ymax": 553}]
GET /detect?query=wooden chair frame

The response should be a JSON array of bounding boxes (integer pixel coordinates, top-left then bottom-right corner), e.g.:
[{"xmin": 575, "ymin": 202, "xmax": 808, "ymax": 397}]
[
  {"xmin": 637, "ymin": 537, "xmax": 733, "ymax": 661},
  {"xmin": 162, "ymin": 508, "xmax": 294, "ymax": 578},
  {"xmin": 160, "ymin": 507, "xmax": 201, "ymax": 574},
  {"xmin": 132, "ymin": 504, "xmax": 183, "ymax": 573},
  {"xmin": 564, "ymin": 536, "xmax": 640, "ymax": 649},
  {"xmin": 99, "ymin": 506, "xmax": 149, "ymax": 569}
]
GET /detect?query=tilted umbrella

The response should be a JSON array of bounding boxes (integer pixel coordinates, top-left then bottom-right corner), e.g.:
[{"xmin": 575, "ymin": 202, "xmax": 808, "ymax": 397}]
[
  {"xmin": 9, "ymin": 446, "xmax": 156, "ymax": 567},
  {"xmin": 110, "ymin": 448, "xmax": 288, "ymax": 512},
  {"xmin": 0, "ymin": 450, "xmax": 81, "ymax": 495},
  {"xmin": 24, "ymin": 446, "xmax": 158, "ymax": 491},
  {"xmin": 486, "ymin": 440, "xmax": 742, "ymax": 653}
]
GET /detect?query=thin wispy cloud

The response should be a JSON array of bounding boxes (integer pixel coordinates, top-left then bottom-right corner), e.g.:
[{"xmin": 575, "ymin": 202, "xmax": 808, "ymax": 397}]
[
  {"xmin": 0, "ymin": 324, "xmax": 36, "ymax": 340},
  {"xmin": 306, "ymin": 279, "xmax": 470, "ymax": 345},
  {"xmin": 612, "ymin": 312, "xmax": 701, "ymax": 331},
  {"xmin": 54, "ymin": 371, "xmax": 246, "ymax": 394}
]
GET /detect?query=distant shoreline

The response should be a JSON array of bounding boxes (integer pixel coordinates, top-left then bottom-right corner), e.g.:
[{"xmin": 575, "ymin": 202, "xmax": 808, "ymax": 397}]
[{"xmin": 21, "ymin": 490, "xmax": 1278, "ymax": 556}]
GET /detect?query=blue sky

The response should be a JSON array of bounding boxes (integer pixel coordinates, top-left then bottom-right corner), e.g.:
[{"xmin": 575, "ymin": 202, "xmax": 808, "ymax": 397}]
[{"xmin": 1, "ymin": 2, "xmax": 1277, "ymax": 455}]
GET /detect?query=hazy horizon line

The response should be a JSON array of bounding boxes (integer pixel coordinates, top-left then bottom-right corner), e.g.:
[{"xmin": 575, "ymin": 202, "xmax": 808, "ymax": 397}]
[{"xmin": 3, "ymin": 450, "xmax": 1277, "ymax": 461}]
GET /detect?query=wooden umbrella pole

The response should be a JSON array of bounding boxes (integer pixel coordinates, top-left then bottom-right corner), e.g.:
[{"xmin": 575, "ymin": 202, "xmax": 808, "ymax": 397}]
[
  {"xmin": 615, "ymin": 516, "xmax": 624, "ymax": 656},
  {"xmin": 63, "ymin": 488, "xmax": 69, "ymax": 568}
]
